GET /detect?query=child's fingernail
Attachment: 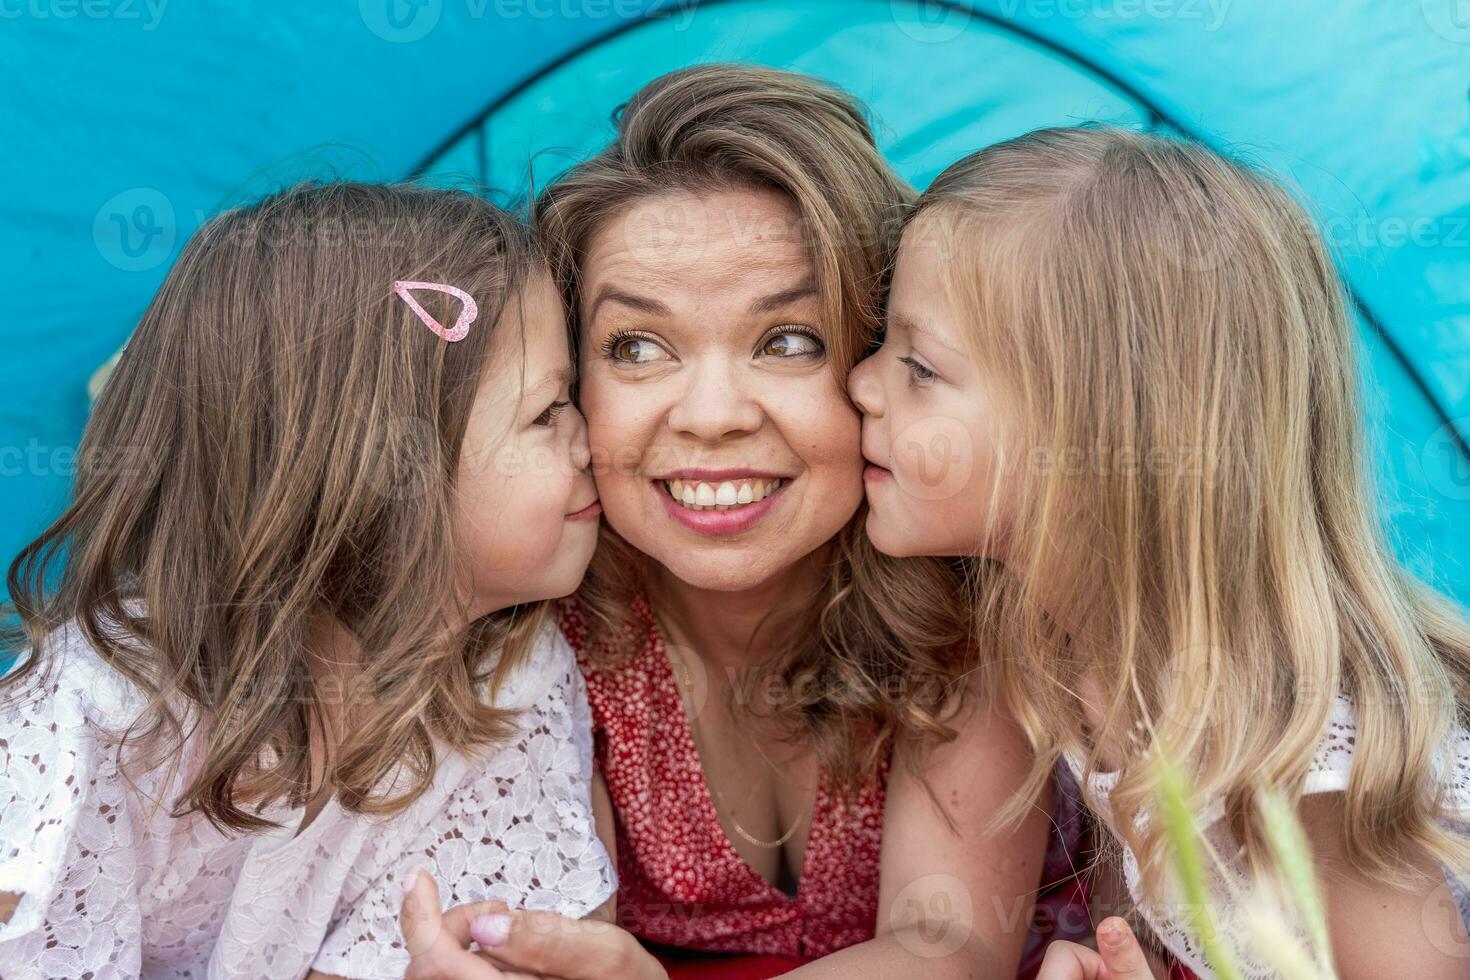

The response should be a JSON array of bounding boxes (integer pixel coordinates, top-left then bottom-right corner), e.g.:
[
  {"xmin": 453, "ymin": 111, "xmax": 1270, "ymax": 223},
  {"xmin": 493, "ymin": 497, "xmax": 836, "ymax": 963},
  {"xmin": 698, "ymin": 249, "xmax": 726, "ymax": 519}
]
[
  {"xmin": 471, "ymin": 913, "xmax": 512, "ymax": 947},
  {"xmin": 401, "ymin": 868, "xmax": 419, "ymax": 897},
  {"xmin": 1100, "ymin": 920, "xmax": 1128, "ymax": 949}
]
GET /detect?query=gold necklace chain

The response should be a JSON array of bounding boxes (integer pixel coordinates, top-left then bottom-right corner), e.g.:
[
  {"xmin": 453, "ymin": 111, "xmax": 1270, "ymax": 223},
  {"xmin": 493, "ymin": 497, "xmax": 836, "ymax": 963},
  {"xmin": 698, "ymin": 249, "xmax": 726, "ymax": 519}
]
[{"xmin": 660, "ymin": 619, "xmax": 807, "ymax": 851}]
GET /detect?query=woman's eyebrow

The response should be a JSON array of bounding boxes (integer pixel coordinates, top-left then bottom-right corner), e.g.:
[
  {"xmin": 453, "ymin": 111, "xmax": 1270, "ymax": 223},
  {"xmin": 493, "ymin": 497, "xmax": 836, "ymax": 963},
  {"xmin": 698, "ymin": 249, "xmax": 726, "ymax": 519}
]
[
  {"xmin": 748, "ymin": 281, "xmax": 816, "ymax": 315},
  {"xmin": 586, "ymin": 286, "xmax": 672, "ymax": 323}
]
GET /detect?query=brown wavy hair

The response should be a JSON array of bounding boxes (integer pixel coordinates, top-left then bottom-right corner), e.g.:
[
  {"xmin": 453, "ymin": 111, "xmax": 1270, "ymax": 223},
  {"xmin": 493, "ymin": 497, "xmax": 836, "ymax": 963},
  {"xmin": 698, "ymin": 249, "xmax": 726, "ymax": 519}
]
[
  {"xmin": 534, "ymin": 64, "xmax": 971, "ymax": 787},
  {"xmin": 913, "ymin": 126, "xmax": 1470, "ymax": 893},
  {"xmin": 3, "ymin": 181, "xmax": 555, "ymax": 832}
]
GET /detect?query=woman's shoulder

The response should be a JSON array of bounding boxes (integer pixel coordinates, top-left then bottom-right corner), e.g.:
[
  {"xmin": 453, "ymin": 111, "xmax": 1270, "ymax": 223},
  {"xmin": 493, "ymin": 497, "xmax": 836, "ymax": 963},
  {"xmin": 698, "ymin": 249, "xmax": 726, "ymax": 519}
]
[
  {"xmin": 554, "ymin": 593, "xmax": 652, "ymax": 675},
  {"xmin": 554, "ymin": 594, "xmax": 592, "ymax": 657}
]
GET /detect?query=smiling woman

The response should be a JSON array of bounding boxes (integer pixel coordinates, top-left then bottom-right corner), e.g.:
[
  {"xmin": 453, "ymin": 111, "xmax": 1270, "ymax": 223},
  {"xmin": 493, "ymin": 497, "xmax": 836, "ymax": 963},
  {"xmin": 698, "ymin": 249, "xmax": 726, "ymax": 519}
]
[
  {"xmin": 494, "ymin": 63, "xmax": 1099, "ymax": 979},
  {"xmin": 575, "ymin": 183, "xmax": 863, "ymax": 594}
]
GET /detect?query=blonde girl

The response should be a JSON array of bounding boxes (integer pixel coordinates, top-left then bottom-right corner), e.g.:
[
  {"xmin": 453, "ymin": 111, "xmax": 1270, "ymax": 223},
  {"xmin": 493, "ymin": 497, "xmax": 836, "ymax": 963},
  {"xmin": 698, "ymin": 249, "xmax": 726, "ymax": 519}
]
[
  {"xmin": 849, "ymin": 126, "xmax": 1470, "ymax": 979},
  {"xmin": 0, "ymin": 182, "xmax": 614, "ymax": 979}
]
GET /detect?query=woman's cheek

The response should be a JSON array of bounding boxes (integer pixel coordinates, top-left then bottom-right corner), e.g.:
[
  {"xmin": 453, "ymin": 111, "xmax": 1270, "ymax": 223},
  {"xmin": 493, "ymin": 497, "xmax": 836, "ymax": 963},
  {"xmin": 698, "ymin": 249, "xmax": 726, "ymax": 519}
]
[
  {"xmin": 579, "ymin": 383, "xmax": 641, "ymax": 487},
  {"xmin": 782, "ymin": 376, "xmax": 862, "ymax": 468},
  {"xmin": 583, "ymin": 385, "xmax": 676, "ymax": 553}
]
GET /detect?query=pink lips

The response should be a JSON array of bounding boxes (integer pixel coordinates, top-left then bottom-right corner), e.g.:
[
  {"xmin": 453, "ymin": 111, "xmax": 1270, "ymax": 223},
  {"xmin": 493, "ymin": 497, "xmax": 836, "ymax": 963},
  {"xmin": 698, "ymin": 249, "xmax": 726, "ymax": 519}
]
[
  {"xmin": 566, "ymin": 499, "xmax": 602, "ymax": 521},
  {"xmin": 653, "ymin": 474, "xmax": 792, "ymax": 537}
]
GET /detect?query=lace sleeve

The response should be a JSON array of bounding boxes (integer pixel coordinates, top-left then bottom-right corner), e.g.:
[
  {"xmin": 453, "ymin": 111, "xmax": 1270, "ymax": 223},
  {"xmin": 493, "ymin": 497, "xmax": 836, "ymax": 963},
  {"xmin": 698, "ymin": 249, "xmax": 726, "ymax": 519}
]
[
  {"xmin": 1300, "ymin": 692, "xmax": 1357, "ymax": 796},
  {"xmin": 311, "ymin": 644, "xmax": 617, "ymax": 979},
  {"xmin": 0, "ymin": 661, "xmax": 148, "ymax": 979},
  {"xmin": 1305, "ymin": 692, "xmax": 1470, "ymax": 815}
]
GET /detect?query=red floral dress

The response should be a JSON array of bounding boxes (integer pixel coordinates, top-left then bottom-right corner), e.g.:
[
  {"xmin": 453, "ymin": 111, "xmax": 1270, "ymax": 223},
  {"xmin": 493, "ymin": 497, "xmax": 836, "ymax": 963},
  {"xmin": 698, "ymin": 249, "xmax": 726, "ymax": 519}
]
[{"xmin": 558, "ymin": 594, "xmax": 1097, "ymax": 978}]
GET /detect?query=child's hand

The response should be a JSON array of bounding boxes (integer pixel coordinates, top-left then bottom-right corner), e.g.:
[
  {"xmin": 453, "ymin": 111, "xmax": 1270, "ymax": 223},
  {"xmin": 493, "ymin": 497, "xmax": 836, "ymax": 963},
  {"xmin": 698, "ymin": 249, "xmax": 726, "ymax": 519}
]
[
  {"xmin": 398, "ymin": 868, "xmax": 536, "ymax": 979},
  {"xmin": 464, "ymin": 908, "xmax": 667, "ymax": 980},
  {"xmin": 1038, "ymin": 917, "xmax": 1160, "ymax": 980},
  {"xmin": 398, "ymin": 867, "xmax": 663, "ymax": 980}
]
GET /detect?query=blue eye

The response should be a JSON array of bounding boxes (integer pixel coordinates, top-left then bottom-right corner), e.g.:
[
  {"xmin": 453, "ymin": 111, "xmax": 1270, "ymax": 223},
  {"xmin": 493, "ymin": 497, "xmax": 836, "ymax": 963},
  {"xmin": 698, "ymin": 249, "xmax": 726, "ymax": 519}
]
[
  {"xmin": 760, "ymin": 327, "xmax": 824, "ymax": 358},
  {"xmin": 602, "ymin": 330, "xmax": 671, "ymax": 365},
  {"xmin": 898, "ymin": 355, "xmax": 936, "ymax": 385}
]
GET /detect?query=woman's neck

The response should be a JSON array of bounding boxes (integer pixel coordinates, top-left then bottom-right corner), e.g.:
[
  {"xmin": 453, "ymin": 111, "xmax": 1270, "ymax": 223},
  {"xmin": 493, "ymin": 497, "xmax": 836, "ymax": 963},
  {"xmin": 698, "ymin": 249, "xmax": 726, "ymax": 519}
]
[{"xmin": 647, "ymin": 555, "xmax": 823, "ymax": 676}]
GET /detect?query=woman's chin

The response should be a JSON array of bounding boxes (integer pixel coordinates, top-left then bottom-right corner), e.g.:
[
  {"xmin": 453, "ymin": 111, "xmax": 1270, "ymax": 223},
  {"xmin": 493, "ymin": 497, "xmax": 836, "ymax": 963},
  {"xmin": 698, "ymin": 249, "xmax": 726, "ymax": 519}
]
[{"xmin": 651, "ymin": 549, "xmax": 793, "ymax": 594}]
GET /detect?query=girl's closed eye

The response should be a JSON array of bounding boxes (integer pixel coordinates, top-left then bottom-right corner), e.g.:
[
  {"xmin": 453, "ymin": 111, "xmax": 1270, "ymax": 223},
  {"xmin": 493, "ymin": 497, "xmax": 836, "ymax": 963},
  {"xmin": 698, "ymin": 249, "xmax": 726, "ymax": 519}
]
[{"xmin": 533, "ymin": 399, "xmax": 570, "ymax": 427}]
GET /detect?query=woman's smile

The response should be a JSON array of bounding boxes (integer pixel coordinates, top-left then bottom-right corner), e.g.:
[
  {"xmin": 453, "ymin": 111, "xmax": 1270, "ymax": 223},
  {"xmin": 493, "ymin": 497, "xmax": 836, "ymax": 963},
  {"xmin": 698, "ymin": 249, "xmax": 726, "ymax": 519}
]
[
  {"xmin": 575, "ymin": 185, "xmax": 863, "ymax": 591},
  {"xmin": 652, "ymin": 468, "xmax": 794, "ymax": 536}
]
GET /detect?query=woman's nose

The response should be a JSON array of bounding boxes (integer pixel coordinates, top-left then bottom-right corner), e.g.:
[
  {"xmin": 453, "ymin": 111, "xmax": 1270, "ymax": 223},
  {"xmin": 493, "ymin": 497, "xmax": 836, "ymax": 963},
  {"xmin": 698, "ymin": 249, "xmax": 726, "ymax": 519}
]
[
  {"xmin": 666, "ymin": 360, "xmax": 763, "ymax": 441},
  {"xmin": 848, "ymin": 354, "xmax": 884, "ymax": 418}
]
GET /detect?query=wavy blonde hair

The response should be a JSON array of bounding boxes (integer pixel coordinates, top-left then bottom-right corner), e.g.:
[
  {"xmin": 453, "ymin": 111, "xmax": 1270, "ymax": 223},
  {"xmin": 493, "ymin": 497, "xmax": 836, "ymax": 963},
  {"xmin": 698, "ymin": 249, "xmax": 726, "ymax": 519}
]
[
  {"xmin": 3, "ymin": 181, "xmax": 554, "ymax": 832},
  {"xmin": 914, "ymin": 126, "xmax": 1470, "ymax": 895},
  {"xmin": 535, "ymin": 64, "xmax": 971, "ymax": 786}
]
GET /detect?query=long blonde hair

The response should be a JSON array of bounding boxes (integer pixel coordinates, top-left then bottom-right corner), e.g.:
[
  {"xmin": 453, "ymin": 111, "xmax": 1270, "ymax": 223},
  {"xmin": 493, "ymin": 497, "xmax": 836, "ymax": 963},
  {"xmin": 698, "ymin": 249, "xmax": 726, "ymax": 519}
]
[
  {"xmin": 3, "ymin": 181, "xmax": 552, "ymax": 832},
  {"xmin": 536, "ymin": 64, "xmax": 971, "ymax": 786},
  {"xmin": 915, "ymin": 126, "xmax": 1470, "ymax": 894}
]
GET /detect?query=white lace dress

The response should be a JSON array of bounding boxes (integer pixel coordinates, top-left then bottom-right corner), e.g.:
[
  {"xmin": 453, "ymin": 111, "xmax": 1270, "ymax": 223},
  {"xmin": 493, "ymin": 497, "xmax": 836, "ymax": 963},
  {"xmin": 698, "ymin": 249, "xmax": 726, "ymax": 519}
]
[
  {"xmin": 1065, "ymin": 692, "xmax": 1470, "ymax": 979},
  {"xmin": 0, "ymin": 617, "xmax": 617, "ymax": 980}
]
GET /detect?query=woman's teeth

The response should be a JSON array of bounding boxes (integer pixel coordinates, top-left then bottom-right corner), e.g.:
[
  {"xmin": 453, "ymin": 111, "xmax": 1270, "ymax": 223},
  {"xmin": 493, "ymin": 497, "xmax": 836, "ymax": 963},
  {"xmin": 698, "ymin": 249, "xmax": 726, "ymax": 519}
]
[{"xmin": 664, "ymin": 478, "xmax": 784, "ymax": 511}]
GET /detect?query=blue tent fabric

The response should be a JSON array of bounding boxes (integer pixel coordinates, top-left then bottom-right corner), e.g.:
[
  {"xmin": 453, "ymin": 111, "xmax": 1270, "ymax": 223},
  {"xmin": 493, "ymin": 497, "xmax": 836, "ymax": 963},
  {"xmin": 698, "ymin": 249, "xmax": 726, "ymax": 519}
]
[{"xmin": 3, "ymin": 0, "xmax": 1468, "ymax": 603}]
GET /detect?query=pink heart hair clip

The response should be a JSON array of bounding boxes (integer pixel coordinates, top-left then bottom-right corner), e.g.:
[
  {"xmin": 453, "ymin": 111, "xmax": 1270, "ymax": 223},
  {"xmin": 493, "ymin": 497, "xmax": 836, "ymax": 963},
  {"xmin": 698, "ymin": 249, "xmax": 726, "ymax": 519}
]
[{"xmin": 393, "ymin": 280, "xmax": 478, "ymax": 342}]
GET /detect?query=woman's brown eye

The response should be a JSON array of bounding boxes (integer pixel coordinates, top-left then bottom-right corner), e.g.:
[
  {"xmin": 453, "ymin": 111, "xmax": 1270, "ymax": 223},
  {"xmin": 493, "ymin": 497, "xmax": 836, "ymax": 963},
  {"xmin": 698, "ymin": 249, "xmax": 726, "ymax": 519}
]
[
  {"xmin": 603, "ymin": 332, "xmax": 670, "ymax": 364},
  {"xmin": 762, "ymin": 330, "xmax": 823, "ymax": 358}
]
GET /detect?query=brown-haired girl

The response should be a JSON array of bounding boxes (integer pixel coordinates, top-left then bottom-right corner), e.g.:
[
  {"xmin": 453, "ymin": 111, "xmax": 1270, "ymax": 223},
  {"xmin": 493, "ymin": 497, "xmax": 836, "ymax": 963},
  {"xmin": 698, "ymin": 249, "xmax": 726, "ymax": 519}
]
[
  {"xmin": 0, "ymin": 181, "xmax": 615, "ymax": 978},
  {"xmin": 850, "ymin": 126, "xmax": 1470, "ymax": 979}
]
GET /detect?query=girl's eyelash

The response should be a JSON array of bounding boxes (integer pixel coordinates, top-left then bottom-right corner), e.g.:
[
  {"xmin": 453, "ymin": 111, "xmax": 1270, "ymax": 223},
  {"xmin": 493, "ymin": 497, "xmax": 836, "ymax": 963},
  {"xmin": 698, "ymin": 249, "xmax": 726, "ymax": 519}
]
[
  {"xmin": 534, "ymin": 400, "xmax": 569, "ymax": 426},
  {"xmin": 898, "ymin": 355, "xmax": 936, "ymax": 383}
]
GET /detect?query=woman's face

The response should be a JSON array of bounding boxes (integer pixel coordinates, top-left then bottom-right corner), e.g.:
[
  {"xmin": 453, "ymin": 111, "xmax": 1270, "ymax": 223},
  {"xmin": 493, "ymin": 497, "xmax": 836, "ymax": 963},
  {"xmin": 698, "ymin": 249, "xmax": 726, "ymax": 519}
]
[
  {"xmin": 577, "ymin": 186, "xmax": 863, "ymax": 592},
  {"xmin": 849, "ymin": 218, "xmax": 1014, "ymax": 558}
]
